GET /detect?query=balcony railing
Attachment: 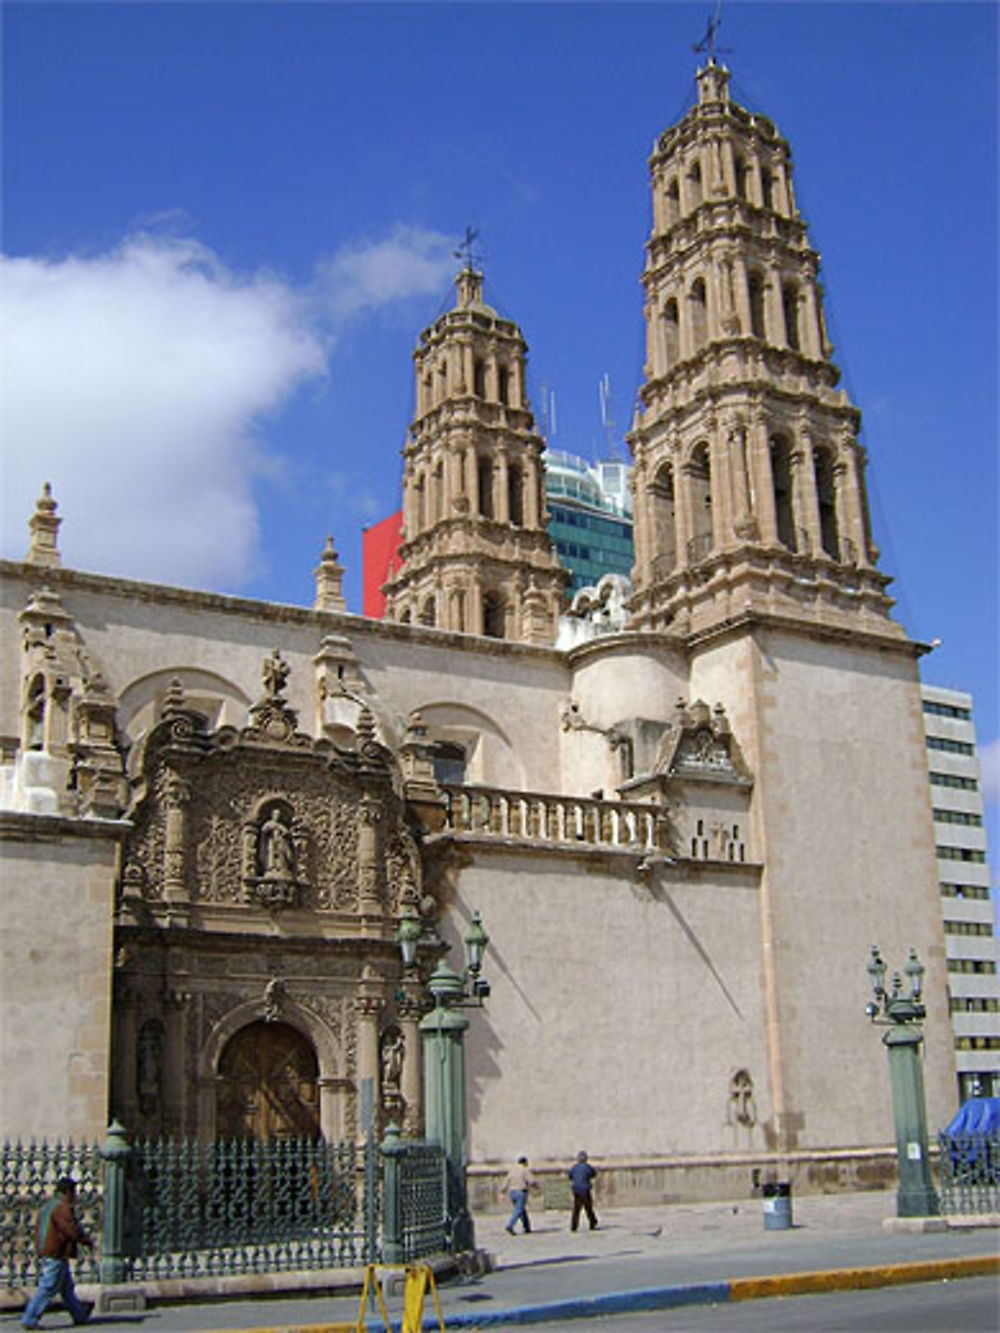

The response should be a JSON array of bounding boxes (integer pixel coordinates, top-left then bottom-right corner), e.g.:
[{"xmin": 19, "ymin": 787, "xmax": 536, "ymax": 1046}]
[{"xmin": 439, "ymin": 784, "xmax": 669, "ymax": 853}]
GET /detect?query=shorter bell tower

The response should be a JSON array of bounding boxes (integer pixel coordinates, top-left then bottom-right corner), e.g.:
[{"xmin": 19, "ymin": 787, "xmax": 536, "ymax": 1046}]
[{"xmin": 382, "ymin": 268, "xmax": 568, "ymax": 643}]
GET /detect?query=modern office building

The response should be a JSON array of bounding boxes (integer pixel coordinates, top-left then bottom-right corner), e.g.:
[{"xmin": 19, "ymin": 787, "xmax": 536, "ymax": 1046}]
[
  {"xmin": 544, "ymin": 451, "xmax": 634, "ymax": 592},
  {"xmin": 921, "ymin": 685, "xmax": 999, "ymax": 1098}
]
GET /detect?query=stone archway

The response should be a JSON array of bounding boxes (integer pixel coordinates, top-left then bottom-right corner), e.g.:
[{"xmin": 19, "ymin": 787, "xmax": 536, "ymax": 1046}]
[{"xmin": 216, "ymin": 1021, "xmax": 320, "ymax": 1140}]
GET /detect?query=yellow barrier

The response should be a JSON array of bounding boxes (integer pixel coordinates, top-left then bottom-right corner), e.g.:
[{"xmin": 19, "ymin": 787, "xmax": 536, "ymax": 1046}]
[{"xmin": 355, "ymin": 1263, "xmax": 446, "ymax": 1332}]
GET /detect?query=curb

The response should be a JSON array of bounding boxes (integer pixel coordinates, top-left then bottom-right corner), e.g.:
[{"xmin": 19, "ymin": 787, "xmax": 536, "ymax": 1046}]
[{"xmin": 216, "ymin": 1253, "xmax": 1000, "ymax": 1332}]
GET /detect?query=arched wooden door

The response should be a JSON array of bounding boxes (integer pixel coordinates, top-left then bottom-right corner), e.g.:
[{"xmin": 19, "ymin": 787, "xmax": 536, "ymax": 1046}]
[{"xmin": 216, "ymin": 1021, "xmax": 320, "ymax": 1139}]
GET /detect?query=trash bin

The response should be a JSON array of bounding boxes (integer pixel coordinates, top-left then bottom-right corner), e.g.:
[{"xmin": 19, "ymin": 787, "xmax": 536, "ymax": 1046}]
[{"xmin": 762, "ymin": 1181, "xmax": 792, "ymax": 1231}]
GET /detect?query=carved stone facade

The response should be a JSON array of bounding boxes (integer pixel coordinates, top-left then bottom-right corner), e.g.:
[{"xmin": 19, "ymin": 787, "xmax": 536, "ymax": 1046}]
[
  {"xmin": 0, "ymin": 64, "xmax": 954, "ymax": 1197},
  {"xmin": 112, "ymin": 655, "xmax": 428, "ymax": 1141},
  {"xmin": 382, "ymin": 268, "xmax": 569, "ymax": 644}
]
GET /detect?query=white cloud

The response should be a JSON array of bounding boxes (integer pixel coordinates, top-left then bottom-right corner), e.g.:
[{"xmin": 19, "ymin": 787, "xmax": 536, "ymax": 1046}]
[
  {"xmin": 316, "ymin": 225, "xmax": 457, "ymax": 321},
  {"xmin": 2, "ymin": 225, "xmax": 458, "ymax": 589},
  {"xmin": 1, "ymin": 235, "xmax": 327, "ymax": 588}
]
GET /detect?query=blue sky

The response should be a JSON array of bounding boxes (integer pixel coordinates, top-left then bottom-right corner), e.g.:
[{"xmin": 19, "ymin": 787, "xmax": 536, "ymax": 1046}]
[{"xmin": 2, "ymin": 1, "xmax": 997, "ymax": 854}]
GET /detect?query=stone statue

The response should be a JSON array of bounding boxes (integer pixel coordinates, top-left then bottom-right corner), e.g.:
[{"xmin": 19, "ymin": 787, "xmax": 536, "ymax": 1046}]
[
  {"xmin": 260, "ymin": 808, "xmax": 295, "ymax": 880},
  {"xmin": 381, "ymin": 1030, "xmax": 404, "ymax": 1094}
]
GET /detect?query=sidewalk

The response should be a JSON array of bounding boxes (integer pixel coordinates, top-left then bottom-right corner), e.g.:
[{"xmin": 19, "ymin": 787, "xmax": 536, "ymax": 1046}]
[{"xmin": 3, "ymin": 1192, "xmax": 997, "ymax": 1331}]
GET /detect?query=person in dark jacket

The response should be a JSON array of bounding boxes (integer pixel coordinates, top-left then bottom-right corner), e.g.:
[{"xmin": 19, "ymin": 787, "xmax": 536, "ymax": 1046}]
[
  {"xmin": 22, "ymin": 1177, "xmax": 95, "ymax": 1329},
  {"xmin": 568, "ymin": 1150, "xmax": 598, "ymax": 1231}
]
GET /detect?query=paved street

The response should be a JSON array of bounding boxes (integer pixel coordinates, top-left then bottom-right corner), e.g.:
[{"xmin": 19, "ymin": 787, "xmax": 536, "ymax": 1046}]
[
  {"xmin": 1, "ymin": 1193, "xmax": 996, "ymax": 1332},
  {"xmin": 518, "ymin": 1278, "xmax": 1000, "ymax": 1332}
]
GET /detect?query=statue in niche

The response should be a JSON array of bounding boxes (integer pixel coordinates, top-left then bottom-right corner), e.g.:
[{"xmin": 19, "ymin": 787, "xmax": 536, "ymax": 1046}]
[
  {"xmin": 381, "ymin": 1030, "xmax": 404, "ymax": 1094},
  {"xmin": 259, "ymin": 806, "xmax": 295, "ymax": 880},
  {"xmin": 137, "ymin": 1020, "xmax": 164, "ymax": 1117}
]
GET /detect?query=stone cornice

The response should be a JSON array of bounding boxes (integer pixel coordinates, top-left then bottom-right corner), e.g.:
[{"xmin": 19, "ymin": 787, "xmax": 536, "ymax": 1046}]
[
  {"xmin": 0, "ymin": 560, "xmax": 565, "ymax": 663},
  {"xmin": 0, "ymin": 809, "xmax": 131, "ymax": 842},
  {"xmin": 684, "ymin": 607, "xmax": 928, "ymax": 660}
]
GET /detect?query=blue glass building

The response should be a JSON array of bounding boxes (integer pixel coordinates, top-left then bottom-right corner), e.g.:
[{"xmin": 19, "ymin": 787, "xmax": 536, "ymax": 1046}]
[{"xmin": 545, "ymin": 450, "xmax": 634, "ymax": 592}]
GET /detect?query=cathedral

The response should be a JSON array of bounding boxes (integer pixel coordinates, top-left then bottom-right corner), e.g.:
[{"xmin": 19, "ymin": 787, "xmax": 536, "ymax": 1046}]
[{"xmin": 0, "ymin": 64, "xmax": 954, "ymax": 1200}]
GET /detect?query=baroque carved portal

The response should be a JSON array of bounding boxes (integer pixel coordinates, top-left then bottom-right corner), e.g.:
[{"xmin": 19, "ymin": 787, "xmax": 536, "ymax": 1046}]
[{"xmin": 216, "ymin": 1020, "xmax": 320, "ymax": 1140}]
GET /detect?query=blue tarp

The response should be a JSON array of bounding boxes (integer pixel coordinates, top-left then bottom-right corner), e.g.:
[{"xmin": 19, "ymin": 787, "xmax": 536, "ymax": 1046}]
[{"xmin": 944, "ymin": 1097, "xmax": 1000, "ymax": 1137}]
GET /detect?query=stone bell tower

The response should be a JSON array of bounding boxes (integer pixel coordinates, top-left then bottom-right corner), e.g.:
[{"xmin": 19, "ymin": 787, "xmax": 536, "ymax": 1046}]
[
  {"xmin": 382, "ymin": 267, "xmax": 568, "ymax": 643},
  {"xmin": 628, "ymin": 62, "xmax": 901, "ymax": 641}
]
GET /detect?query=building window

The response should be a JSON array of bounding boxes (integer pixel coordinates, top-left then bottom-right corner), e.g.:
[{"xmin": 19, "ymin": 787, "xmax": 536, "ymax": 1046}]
[
  {"xmin": 760, "ymin": 166, "xmax": 774, "ymax": 209},
  {"xmin": 937, "ymin": 846, "xmax": 987, "ymax": 863},
  {"xmin": 940, "ymin": 883, "xmax": 990, "ymax": 900},
  {"xmin": 781, "ymin": 283, "xmax": 800, "ymax": 351},
  {"xmin": 747, "ymin": 272, "xmax": 766, "ymax": 339},
  {"xmin": 947, "ymin": 959, "xmax": 997, "ymax": 974},
  {"xmin": 686, "ymin": 444, "xmax": 713, "ymax": 560},
  {"xmin": 482, "ymin": 593, "xmax": 505, "ymax": 639},
  {"xmin": 473, "ymin": 359, "xmax": 486, "ymax": 398},
  {"xmin": 662, "ymin": 298, "xmax": 680, "ymax": 370},
  {"xmin": 687, "ymin": 159, "xmax": 703, "ymax": 208},
  {"xmin": 432, "ymin": 741, "xmax": 467, "ymax": 785},
  {"xmin": 690, "ymin": 278, "xmax": 708, "ymax": 349},
  {"xmin": 929, "ymin": 771, "xmax": 979, "ymax": 792},
  {"xmin": 665, "ymin": 177, "xmax": 680, "ymax": 224},
  {"xmin": 814, "ymin": 448, "xmax": 839, "ymax": 559},
  {"xmin": 770, "ymin": 436, "xmax": 797, "ymax": 551},
  {"xmin": 933, "ymin": 809, "xmax": 983, "ymax": 827},
  {"xmin": 497, "ymin": 365, "xmax": 510, "ymax": 405},
  {"xmin": 923, "ymin": 700, "xmax": 972, "ymax": 720},
  {"xmin": 651, "ymin": 462, "xmax": 677, "ymax": 573},
  {"xmin": 926, "ymin": 736, "xmax": 974, "ymax": 755},
  {"xmin": 478, "ymin": 457, "xmax": 494, "ymax": 519},
  {"xmin": 419, "ymin": 595, "xmax": 436, "ymax": 627}
]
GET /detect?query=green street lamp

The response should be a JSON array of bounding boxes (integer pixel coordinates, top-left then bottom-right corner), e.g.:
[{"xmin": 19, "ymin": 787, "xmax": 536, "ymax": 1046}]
[
  {"xmin": 397, "ymin": 909, "xmax": 490, "ymax": 1252},
  {"xmin": 866, "ymin": 945, "xmax": 939, "ymax": 1218}
]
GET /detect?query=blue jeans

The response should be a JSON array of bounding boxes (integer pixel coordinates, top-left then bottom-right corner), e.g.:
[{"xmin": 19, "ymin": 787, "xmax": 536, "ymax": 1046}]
[
  {"xmin": 507, "ymin": 1188, "xmax": 531, "ymax": 1233},
  {"xmin": 23, "ymin": 1258, "xmax": 89, "ymax": 1326}
]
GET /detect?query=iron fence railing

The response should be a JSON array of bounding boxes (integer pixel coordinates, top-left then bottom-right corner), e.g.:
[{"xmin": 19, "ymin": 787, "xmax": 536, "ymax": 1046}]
[
  {"xmin": 127, "ymin": 1135, "xmax": 375, "ymax": 1279},
  {"xmin": 3, "ymin": 1128, "xmax": 452, "ymax": 1287},
  {"xmin": 0, "ymin": 1140, "xmax": 102, "ymax": 1290},
  {"xmin": 398, "ymin": 1143, "xmax": 448, "ymax": 1260},
  {"xmin": 937, "ymin": 1130, "xmax": 1000, "ymax": 1215}
]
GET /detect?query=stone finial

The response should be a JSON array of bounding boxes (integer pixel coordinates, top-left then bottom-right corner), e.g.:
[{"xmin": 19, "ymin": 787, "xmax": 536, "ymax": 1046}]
[
  {"xmin": 162, "ymin": 677, "xmax": 186, "ymax": 716},
  {"xmin": 697, "ymin": 61, "xmax": 730, "ymax": 106},
  {"xmin": 455, "ymin": 267, "xmax": 484, "ymax": 309},
  {"xmin": 314, "ymin": 536, "xmax": 347, "ymax": 613},
  {"xmin": 27, "ymin": 483, "xmax": 62, "ymax": 568}
]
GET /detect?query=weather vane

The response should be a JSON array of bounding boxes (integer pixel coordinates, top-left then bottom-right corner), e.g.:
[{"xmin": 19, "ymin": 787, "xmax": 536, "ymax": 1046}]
[
  {"xmin": 453, "ymin": 226, "xmax": 484, "ymax": 271},
  {"xmin": 693, "ymin": 0, "xmax": 733, "ymax": 62}
]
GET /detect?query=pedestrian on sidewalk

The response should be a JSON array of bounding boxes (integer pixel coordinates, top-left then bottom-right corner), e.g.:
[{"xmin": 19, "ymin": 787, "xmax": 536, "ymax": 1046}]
[
  {"xmin": 568, "ymin": 1150, "xmax": 599, "ymax": 1231},
  {"xmin": 501, "ymin": 1155, "xmax": 540, "ymax": 1234},
  {"xmin": 22, "ymin": 1177, "xmax": 95, "ymax": 1329}
]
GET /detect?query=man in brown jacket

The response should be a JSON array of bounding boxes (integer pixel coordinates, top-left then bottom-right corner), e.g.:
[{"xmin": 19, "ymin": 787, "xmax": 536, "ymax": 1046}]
[{"xmin": 22, "ymin": 1177, "xmax": 95, "ymax": 1329}]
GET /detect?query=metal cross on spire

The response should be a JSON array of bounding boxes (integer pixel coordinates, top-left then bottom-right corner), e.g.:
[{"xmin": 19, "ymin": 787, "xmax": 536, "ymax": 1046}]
[
  {"xmin": 693, "ymin": 0, "xmax": 733, "ymax": 62},
  {"xmin": 453, "ymin": 226, "xmax": 484, "ymax": 271}
]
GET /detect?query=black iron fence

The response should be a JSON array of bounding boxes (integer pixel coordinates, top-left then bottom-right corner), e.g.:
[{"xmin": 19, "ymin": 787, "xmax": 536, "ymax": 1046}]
[
  {"xmin": 937, "ymin": 1129, "xmax": 1000, "ymax": 1215},
  {"xmin": 2, "ymin": 1125, "xmax": 449, "ymax": 1289}
]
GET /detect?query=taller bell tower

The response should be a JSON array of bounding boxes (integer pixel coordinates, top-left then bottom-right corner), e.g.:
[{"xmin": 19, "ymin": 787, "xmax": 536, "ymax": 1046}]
[
  {"xmin": 383, "ymin": 268, "xmax": 568, "ymax": 643},
  {"xmin": 628, "ymin": 63, "xmax": 901, "ymax": 641}
]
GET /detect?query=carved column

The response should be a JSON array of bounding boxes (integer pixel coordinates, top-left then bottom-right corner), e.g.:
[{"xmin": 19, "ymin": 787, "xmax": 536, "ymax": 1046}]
[
  {"xmin": 840, "ymin": 441, "xmax": 872, "ymax": 567},
  {"xmin": 162, "ymin": 770, "xmax": 190, "ymax": 904},
  {"xmin": 709, "ymin": 422, "xmax": 734, "ymax": 548},
  {"xmin": 496, "ymin": 449, "xmax": 510, "ymax": 524},
  {"xmin": 675, "ymin": 461, "xmax": 696, "ymax": 567},
  {"xmin": 398, "ymin": 981, "xmax": 425, "ymax": 1136},
  {"xmin": 748, "ymin": 412, "xmax": 778, "ymax": 544},
  {"xmin": 357, "ymin": 797, "xmax": 383, "ymax": 916},
  {"xmin": 793, "ymin": 429, "xmax": 822, "ymax": 555},
  {"xmin": 355, "ymin": 966, "xmax": 384, "ymax": 1126},
  {"xmin": 727, "ymin": 420, "xmax": 755, "ymax": 537},
  {"xmin": 164, "ymin": 984, "xmax": 191, "ymax": 1136}
]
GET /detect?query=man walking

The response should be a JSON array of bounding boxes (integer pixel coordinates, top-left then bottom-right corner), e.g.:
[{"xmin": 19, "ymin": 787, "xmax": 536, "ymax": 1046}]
[
  {"xmin": 568, "ymin": 1150, "xmax": 598, "ymax": 1231},
  {"xmin": 22, "ymin": 1177, "xmax": 95, "ymax": 1329},
  {"xmin": 501, "ymin": 1155, "xmax": 539, "ymax": 1234}
]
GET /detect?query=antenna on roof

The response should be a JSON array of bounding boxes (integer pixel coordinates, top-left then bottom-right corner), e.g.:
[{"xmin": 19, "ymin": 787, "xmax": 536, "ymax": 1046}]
[
  {"xmin": 599, "ymin": 374, "xmax": 622, "ymax": 461},
  {"xmin": 692, "ymin": 0, "xmax": 733, "ymax": 61}
]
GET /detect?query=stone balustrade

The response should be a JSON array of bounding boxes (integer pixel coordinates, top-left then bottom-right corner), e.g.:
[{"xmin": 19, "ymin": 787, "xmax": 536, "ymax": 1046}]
[{"xmin": 439, "ymin": 784, "xmax": 669, "ymax": 853}]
